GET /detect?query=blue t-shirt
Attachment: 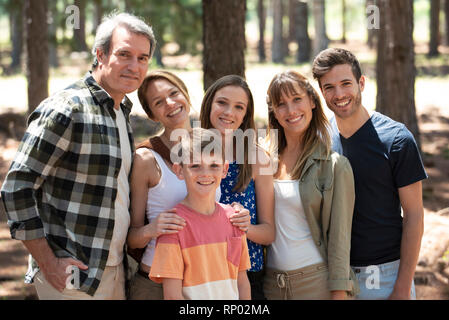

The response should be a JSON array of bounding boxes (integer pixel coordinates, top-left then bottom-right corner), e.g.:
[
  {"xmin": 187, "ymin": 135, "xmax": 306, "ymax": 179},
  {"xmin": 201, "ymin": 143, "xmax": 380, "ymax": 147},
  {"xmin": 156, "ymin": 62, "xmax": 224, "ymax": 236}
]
[
  {"xmin": 330, "ymin": 112, "xmax": 427, "ymax": 266},
  {"xmin": 220, "ymin": 162, "xmax": 263, "ymax": 272}
]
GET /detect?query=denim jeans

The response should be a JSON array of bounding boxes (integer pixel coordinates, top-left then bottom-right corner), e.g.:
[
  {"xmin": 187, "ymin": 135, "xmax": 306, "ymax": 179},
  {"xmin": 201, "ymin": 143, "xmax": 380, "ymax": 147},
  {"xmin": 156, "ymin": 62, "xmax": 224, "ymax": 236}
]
[{"xmin": 352, "ymin": 259, "xmax": 416, "ymax": 300}]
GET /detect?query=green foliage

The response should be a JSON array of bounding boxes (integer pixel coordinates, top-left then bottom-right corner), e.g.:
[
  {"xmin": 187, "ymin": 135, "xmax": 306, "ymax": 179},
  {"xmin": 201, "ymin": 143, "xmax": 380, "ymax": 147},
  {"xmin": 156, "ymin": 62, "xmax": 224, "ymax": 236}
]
[
  {"xmin": 170, "ymin": 0, "xmax": 202, "ymax": 54},
  {"xmin": 124, "ymin": 0, "xmax": 202, "ymax": 55}
]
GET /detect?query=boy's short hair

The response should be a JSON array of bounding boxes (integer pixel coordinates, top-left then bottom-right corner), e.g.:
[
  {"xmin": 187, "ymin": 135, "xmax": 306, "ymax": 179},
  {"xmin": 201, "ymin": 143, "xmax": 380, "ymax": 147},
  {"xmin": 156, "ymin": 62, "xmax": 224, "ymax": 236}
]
[
  {"xmin": 175, "ymin": 128, "xmax": 223, "ymax": 165},
  {"xmin": 312, "ymin": 48, "xmax": 362, "ymax": 87}
]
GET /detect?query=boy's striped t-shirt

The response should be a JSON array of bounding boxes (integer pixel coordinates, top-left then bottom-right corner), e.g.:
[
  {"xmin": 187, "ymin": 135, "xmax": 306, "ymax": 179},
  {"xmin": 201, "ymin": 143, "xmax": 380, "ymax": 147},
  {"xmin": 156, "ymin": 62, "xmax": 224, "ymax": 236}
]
[{"xmin": 149, "ymin": 202, "xmax": 251, "ymax": 299}]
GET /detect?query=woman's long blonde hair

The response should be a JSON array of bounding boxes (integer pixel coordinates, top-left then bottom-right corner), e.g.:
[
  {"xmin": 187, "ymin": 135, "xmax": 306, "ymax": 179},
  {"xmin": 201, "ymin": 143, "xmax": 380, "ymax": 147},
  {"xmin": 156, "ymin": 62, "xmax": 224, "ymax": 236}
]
[{"xmin": 266, "ymin": 70, "xmax": 331, "ymax": 179}]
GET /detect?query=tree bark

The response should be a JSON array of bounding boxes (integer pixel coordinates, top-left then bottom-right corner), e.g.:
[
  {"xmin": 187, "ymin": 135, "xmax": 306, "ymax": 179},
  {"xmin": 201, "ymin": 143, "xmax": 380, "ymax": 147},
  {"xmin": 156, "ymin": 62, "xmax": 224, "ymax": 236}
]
[
  {"xmin": 25, "ymin": 0, "xmax": 49, "ymax": 114},
  {"xmin": 312, "ymin": 0, "xmax": 329, "ymax": 56},
  {"xmin": 428, "ymin": 0, "xmax": 440, "ymax": 56},
  {"xmin": 258, "ymin": 0, "xmax": 267, "ymax": 62},
  {"xmin": 93, "ymin": 0, "xmax": 104, "ymax": 35},
  {"xmin": 288, "ymin": 0, "xmax": 297, "ymax": 43},
  {"xmin": 366, "ymin": 0, "xmax": 378, "ymax": 49},
  {"xmin": 9, "ymin": 0, "xmax": 23, "ymax": 71},
  {"xmin": 202, "ymin": 0, "xmax": 246, "ymax": 90},
  {"xmin": 296, "ymin": 0, "xmax": 310, "ymax": 63},
  {"xmin": 376, "ymin": 0, "xmax": 420, "ymax": 150},
  {"xmin": 48, "ymin": 0, "xmax": 59, "ymax": 68},
  {"xmin": 341, "ymin": 0, "xmax": 347, "ymax": 43},
  {"xmin": 444, "ymin": 0, "xmax": 449, "ymax": 45},
  {"xmin": 73, "ymin": 0, "xmax": 88, "ymax": 52},
  {"xmin": 272, "ymin": 0, "xmax": 284, "ymax": 63}
]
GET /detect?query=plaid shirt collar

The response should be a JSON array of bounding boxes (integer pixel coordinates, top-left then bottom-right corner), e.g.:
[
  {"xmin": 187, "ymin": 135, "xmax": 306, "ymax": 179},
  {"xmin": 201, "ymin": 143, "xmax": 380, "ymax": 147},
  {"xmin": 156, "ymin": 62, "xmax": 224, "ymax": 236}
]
[{"xmin": 84, "ymin": 71, "xmax": 133, "ymax": 119}]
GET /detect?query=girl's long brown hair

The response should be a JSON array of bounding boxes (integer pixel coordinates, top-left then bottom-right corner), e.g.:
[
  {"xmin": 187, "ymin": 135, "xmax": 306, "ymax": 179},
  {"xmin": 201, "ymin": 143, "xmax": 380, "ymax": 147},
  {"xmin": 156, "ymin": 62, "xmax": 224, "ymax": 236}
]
[
  {"xmin": 200, "ymin": 75, "xmax": 255, "ymax": 192},
  {"xmin": 266, "ymin": 70, "xmax": 330, "ymax": 179}
]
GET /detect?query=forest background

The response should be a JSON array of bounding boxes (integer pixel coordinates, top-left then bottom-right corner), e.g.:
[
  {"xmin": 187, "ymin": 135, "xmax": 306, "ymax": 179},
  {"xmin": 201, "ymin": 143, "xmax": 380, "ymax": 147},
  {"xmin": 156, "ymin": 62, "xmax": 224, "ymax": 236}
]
[{"xmin": 0, "ymin": 0, "xmax": 448, "ymax": 300}]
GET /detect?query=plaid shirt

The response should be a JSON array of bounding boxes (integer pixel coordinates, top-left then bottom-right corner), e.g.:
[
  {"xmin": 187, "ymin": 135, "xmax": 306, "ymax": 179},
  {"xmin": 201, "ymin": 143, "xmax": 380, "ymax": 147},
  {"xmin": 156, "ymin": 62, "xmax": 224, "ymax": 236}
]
[{"xmin": 1, "ymin": 72, "xmax": 135, "ymax": 296}]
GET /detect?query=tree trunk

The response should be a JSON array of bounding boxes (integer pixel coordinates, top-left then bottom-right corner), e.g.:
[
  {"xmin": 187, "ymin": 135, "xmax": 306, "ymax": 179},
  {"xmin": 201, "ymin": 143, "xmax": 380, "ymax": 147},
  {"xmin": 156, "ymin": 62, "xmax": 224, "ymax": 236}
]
[
  {"xmin": 296, "ymin": 0, "xmax": 311, "ymax": 63},
  {"xmin": 93, "ymin": 0, "xmax": 104, "ymax": 35},
  {"xmin": 48, "ymin": 0, "xmax": 59, "ymax": 68},
  {"xmin": 282, "ymin": 0, "xmax": 289, "ymax": 58},
  {"xmin": 341, "ymin": 0, "xmax": 347, "ymax": 43},
  {"xmin": 154, "ymin": 31, "xmax": 165, "ymax": 67},
  {"xmin": 272, "ymin": 0, "xmax": 284, "ymax": 63},
  {"xmin": 25, "ymin": 0, "xmax": 49, "ymax": 114},
  {"xmin": 366, "ymin": 0, "xmax": 378, "ymax": 49},
  {"xmin": 376, "ymin": 0, "xmax": 420, "ymax": 150},
  {"xmin": 125, "ymin": 0, "xmax": 132, "ymax": 12},
  {"xmin": 9, "ymin": 0, "xmax": 23, "ymax": 71},
  {"xmin": 257, "ymin": 0, "xmax": 267, "ymax": 62},
  {"xmin": 202, "ymin": 0, "xmax": 246, "ymax": 90},
  {"xmin": 288, "ymin": 0, "xmax": 297, "ymax": 43},
  {"xmin": 444, "ymin": 0, "xmax": 449, "ymax": 45},
  {"xmin": 428, "ymin": 0, "xmax": 440, "ymax": 56},
  {"xmin": 73, "ymin": 0, "xmax": 88, "ymax": 52},
  {"xmin": 312, "ymin": 0, "xmax": 329, "ymax": 56}
]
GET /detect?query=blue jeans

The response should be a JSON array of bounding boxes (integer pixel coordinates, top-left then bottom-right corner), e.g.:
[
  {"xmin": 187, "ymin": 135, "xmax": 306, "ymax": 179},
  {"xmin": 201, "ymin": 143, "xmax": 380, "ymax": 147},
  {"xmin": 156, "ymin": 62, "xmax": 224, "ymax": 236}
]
[{"xmin": 352, "ymin": 259, "xmax": 416, "ymax": 300}]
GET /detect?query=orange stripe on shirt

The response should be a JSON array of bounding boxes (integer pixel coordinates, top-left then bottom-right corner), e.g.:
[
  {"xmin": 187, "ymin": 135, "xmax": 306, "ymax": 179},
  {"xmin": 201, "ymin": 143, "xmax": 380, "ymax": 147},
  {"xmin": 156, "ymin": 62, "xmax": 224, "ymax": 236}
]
[
  {"xmin": 150, "ymin": 243, "xmax": 184, "ymax": 283},
  {"xmin": 182, "ymin": 242, "xmax": 239, "ymax": 287}
]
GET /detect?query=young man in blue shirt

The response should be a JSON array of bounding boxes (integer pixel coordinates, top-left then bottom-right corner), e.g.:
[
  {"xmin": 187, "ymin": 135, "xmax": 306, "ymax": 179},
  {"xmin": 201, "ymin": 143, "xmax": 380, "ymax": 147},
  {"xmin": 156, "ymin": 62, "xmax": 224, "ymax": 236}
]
[{"xmin": 312, "ymin": 48, "xmax": 427, "ymax": 300}]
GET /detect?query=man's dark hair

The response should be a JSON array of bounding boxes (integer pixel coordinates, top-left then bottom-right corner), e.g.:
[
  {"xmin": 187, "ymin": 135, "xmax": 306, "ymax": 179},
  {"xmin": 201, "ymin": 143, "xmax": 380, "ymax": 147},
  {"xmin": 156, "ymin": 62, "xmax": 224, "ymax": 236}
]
[{"xmin": 312, "ymin": 48, "xmax": 362, "ymax": 87}]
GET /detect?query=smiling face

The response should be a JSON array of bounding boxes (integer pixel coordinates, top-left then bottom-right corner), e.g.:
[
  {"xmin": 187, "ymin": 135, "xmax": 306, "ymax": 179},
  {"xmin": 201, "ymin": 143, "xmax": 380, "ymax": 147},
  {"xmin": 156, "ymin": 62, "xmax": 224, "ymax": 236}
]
[
  {"xmin": 173, "ymin": 153, "xmax": 228, "ymax": 199},
  {"xmin": 319, "ymin": 64, "xmax": 365, "ymax": 120},
  {"xmin": 209, "ymin": 86, "xmax": 249, "ymax": 135},
  {"xmin": 272, "ymin": 83, "xmax": 315, "ymax": 139},
  {"xmin": 94, "ymin": 26, "xmax": 150, "ymax": 104},
  {"xmin": 145, "ymin": 79, "xmax": 190, "ymax": 129}
]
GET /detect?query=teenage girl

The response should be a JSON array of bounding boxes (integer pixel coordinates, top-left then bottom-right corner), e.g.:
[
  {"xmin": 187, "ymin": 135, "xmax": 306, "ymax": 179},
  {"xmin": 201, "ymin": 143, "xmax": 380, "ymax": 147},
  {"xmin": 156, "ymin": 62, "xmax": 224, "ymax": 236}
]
[{"xmin": 200, "ymin": 75, "xmax": 275, "ymax": 300}]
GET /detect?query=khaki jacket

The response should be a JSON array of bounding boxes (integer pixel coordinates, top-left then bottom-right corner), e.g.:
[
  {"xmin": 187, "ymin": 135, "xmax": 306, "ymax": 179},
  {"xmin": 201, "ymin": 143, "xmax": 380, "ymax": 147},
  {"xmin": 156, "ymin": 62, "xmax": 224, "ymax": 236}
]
[{"xmin": 298, "ymin": 144, "xmax": 359, "ymax": 295}]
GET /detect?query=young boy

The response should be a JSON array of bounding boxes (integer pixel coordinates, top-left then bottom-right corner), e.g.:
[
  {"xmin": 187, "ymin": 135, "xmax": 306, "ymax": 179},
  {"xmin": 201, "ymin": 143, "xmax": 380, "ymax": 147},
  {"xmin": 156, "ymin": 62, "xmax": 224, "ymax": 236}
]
[{"xmin": 149, "ymin": 128, "xmax": 251, "ymax": 300}]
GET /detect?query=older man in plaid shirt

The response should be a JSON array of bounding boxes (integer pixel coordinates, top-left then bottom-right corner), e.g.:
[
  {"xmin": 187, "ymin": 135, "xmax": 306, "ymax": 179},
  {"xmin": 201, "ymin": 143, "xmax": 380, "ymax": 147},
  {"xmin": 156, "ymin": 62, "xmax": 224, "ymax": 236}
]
[{"xmin": 1, "ymin": 12, "xmax": 156, "ymax": 299}]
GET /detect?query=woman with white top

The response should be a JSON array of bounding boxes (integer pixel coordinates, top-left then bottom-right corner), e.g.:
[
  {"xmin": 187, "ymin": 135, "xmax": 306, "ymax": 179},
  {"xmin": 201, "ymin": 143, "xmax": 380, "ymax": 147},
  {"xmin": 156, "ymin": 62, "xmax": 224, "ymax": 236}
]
[
  {"xmin": 264, "ymin": 70, "xmax": 358, "ymax": 300},
  {"xmin": 126, "ymin": 71, "xmax": 250, "ymax": 300}
]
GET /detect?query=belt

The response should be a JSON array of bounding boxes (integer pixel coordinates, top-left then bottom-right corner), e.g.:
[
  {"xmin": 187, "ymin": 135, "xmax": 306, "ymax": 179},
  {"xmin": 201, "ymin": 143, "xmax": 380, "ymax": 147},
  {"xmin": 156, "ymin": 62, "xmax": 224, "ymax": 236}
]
[{"xmin": 267, "ymin": 263, "xmax": 327, "ymax": 299}]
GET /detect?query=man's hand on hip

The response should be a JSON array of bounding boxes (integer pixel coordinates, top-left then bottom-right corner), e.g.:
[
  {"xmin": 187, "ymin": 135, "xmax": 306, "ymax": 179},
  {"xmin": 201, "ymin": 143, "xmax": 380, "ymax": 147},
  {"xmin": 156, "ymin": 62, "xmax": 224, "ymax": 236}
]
[{"xmin": 40, "ymin": 256, "xmax": 88, "ymax": 292}]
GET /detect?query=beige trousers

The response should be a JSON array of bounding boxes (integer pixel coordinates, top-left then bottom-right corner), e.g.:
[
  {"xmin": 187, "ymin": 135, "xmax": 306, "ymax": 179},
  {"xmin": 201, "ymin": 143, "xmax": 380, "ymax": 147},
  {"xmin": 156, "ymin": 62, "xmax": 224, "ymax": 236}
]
[
  {"xmin": 34, "ymin": 263, "xmax": 126, "ymax": 300},
  {"xmin": 264, "ymin": 262, "xmax": 332, "ymax": 300}
]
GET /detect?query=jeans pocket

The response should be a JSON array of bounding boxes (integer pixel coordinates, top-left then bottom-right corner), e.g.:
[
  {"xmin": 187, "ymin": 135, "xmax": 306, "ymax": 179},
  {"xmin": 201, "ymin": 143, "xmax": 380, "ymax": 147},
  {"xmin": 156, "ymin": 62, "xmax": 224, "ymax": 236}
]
[{"xmin": 227, "ymin": 236, "xmax": 242, "ymax": 267}]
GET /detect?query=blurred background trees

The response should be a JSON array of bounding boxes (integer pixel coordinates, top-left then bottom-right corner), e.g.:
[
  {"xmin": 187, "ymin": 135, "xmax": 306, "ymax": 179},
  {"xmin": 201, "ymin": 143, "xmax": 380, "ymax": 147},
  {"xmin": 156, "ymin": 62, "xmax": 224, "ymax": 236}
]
[{"xmin": 0, "ymin": 0, "xmax": 448, "ymax": 147}]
